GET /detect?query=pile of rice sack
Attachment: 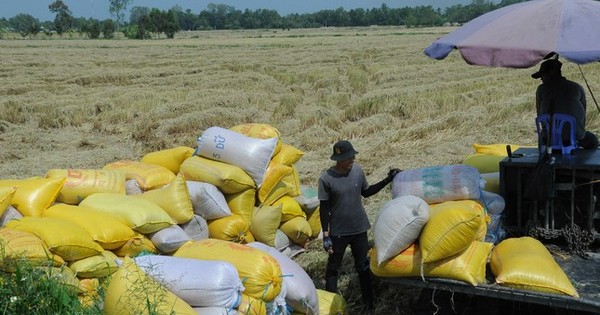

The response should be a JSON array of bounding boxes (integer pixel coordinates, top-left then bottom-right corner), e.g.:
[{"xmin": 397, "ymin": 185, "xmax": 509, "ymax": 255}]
[
  {"xmin": 370, "ymin": 157, "xmax": 578, "ymax": 298},
  {"xmin": 0, "ymin": 123, "xmax": 337, "ymax": 315}
]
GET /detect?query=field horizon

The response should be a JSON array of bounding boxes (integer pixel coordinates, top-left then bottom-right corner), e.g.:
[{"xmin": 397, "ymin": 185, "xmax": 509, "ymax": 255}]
[{"xmin": 2, "ymin": 26, "xmax": 600, "ymax": 314}]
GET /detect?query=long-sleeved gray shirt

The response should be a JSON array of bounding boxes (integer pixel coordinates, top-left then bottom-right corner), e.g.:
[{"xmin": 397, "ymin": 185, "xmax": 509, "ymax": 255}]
[{"xmin": 535, "ymin": 76, "xmax": 587, "ymax": 140}]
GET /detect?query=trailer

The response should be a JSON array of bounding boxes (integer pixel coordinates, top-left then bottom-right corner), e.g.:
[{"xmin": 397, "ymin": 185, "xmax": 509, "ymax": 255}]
[{"xmin": 376, "ymin": 147, "xmax": 600, "ymax": 314}]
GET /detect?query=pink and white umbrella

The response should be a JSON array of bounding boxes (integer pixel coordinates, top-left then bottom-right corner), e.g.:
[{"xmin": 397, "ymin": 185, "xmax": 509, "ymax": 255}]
[{"xmin": 424, "ymin": 0, "xmax": 600, "ymax": 68}]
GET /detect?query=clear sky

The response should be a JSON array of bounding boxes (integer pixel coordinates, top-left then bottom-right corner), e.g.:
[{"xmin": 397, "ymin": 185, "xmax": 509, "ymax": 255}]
[{"xmin": 1, "ymin": 0, "xmax": 480, "ymax": 21}]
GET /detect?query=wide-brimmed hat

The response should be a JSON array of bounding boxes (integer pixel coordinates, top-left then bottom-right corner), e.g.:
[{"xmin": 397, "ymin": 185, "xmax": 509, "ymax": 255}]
[
  {"xmin": 531, "ymin": 59, "xmax": 562, "ymax": 79},
  {"xmin": 330, "ymin": 140, "xmax": 358, "ymax": 161}
]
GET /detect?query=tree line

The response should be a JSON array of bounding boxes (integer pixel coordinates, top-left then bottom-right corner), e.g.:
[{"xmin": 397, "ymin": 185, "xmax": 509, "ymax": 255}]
[{"xmin": 0, "ymin": 0, "xmax": 526, "ymax": 39}]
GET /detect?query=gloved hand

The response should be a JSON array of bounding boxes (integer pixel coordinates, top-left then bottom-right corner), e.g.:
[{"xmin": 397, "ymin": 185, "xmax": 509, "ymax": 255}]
[
  {"xmin": 386, "ymin": 168, "xmax": 402, "ymax": 183},
  {"xmin": 323, "ymin": 236, "xmax": 333, "ymax": 254}
]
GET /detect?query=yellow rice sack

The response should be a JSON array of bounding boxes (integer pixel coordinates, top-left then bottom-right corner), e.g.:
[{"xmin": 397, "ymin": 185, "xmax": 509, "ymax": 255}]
[
  {"xmin": 180, "ymin": 156, "xmax": 256, "ymax": 194},
  {"xmin": 270, "ymin": 143, "xmax": 304, "ymax": 166},
  {"xmin": 37, "ymin": 265, "xmax": 80, "ymax": 293},
  {"xmin": 79, "ymin": 193, "xmax": 175, "ymax": 234},
  {"xmin": 112, "ymin": 232, "xmax": 158, "ymax": 257},
  {"xmin": 317, "ymin": 289, "xmax": 347, "ymax": 315},
  {"xmin": 0, "ymin": 228, "xmax": 65, "ymax": 268},
  {"xmin": 46, "ymin": 169, "xmax": 126, "ymax": 205},
  {"xmin": 78, "ymin": 278, "xmax": 101, "ymax": 307},
  {"xmin": 273, "ymin": 195, "xmax": 305, "ymax": 223},
  {"xmin": 281, "ymin": 165, "xmax": 301, "ymax": 198},
  {"xmin": 207, "ymin": 214, "xmax": 250, "ymax": 243},
  {"xmin": 135, "ymin": 174, "xmax": 194, "ymax": 224},
  {"xmin": 44, "ymin": 203, "xmax": 135, "ymax": 250},
  {"xmin": 279, "ymin": 216, "xmax": 312, "ymax": 247},
  {"xmin": 237, "ymin": 294, "xmax": 267, "ymax": 315},
  {"xmin": 0, "ymin": 186, "xmax": 16, "ymax": 218},
  {"xmin": 462, "ymin": 153, "xmax": 505, "ymax": 174},
  {"xmin": 6, "ymin": 217, "xmax": 103, "ymax": 262},
  {"xmin": 103, "ymin": 160, "xmax": 176, "ymax": 190},
  {"xmin": 370, "ymin": 241, "xmax": 493, "ymax": 286},
  {"xmin": 257, "ymin": 162, "xmax": 292, "ymax": 205},
  {"xmin": 306, "ymin": 207, "xmax": 322, "ymax": 239},
  {"xmin": 104, "ymin": 256, "xmax": 196, "ymax": 315},
  {"xmin": 473, "ymin": 143, "xmax": 515, "ymax": 156},
  {"xmin": 250, "ymin": 204, "xmax": 282, "ymax": 247},
  {"xmin": 490, "ymin": 236, "xmax": 578, "ymax": 297},
  {"xmin": 173, "ymin": 239, "xmax": 283, "ymax": 302},
  {"xmin": 69, "ymin": 250, "xmax": 119, "ymax": 278},
  {"xmin": 480, "ymin": 172, "xmax": 500, "ymax": 193},
  {"xmin": 241, "ymin": 230, "xmax": 256, "ymax": 244},
  {"xmin": 230, "ymin": 123, "xmax": 282, "ymax": 156},
  {"xmin": 0, "ymin": 177, "xmax": 65, "ymax": 217},
  {"xmin": 420, "ymin": 200, "xmax": 485, "ymax": 263},
  {"xmin": 225, "ymin": 188, "xmax": 257, "ymax": 221},
  {"xmin": 141, "ymin": 146, "xmax": 195, "ymax": 174}
]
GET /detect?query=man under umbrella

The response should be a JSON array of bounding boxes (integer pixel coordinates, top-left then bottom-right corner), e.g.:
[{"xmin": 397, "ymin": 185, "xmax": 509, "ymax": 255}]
[{"xmin": 533, "ymin": 58, "xmax": 599, "ymax": 149}]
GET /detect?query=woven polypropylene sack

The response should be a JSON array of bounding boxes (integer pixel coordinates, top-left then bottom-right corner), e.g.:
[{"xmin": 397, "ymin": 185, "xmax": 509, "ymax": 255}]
[
  {"xmin": 197, "ymin": 126, "xmax": 277, "ymax": 188},
  {"xmin": 141, "ymin": 146, "xmax": 195, "ymax": 174},
  {"xmin": 370, "ymin": 241, "xmax": 492, "ymax": 286},
  {"xmin": 104, "ymin": 256, "xmax": 196, "ymax": 315},
  {"xmin": 391, "ymin": 164, "xmax": 481, "ymax": 204},
  {"xmin": 148, "ymin": 224, "xmax": 191, "ymax": 254},
  {"xmin": 419, "ymin": 200, "xmax": 485, "ymax": 263},
  {"xmin": 248, "ymin": 242, "xmax": 318, "ymax": 314},
  {"xmin": 491, "ymin": 237, "xmax": 578, "ymax": 297},
  {"xmin": 131, "ymin": 255, "xmax": 243, "ymax": 309},
  {"xmin": 181, "ymin": 156, "xmax": 255, "ymax": 194},
  {"xmin": 173, "ymin": 238, "xmax": 283, "ymax": 302},
  {"xmin": 6, "ymin": 217, "xmax": 103, "ymax": 262},
  {"xmin": 373, "ymin": 195, "xmax": 430, "ymax": 266},
  {"xmin": 79, "ymin": 193, "xmax": 175, "ymax": 234},
  {"xmin": 46, "ymin": 169, "xmax": 126, "ymax": 205},
  {"xmin": 44, "ymin": 203, "xmax": 135, "ymax": 250},
  {"xmin": 187, "ymin": 181, "xmax": 231, "ymax": 220}
]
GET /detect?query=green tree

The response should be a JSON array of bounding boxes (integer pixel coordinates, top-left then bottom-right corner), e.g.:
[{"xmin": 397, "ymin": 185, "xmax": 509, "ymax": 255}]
[
  {"xmin": 162, "ymin": 9, "xmax": 181, "ymax": 38},
  {"xmin": 103, "ymin": 20, "xmax": 116, "ymax": 38},
  {"xmin": 49, "ymin": 0, "xmax": 73, "ymax": 37},
  {"xmin": 109, "ymin": 0, "xmax": 133, "ymax": 31},
  {"xmin": 84, "ymin": 19, "xmax": 101, "ymax": 39},
  {"xmin": 130, "ymin": 6, "xmax": 150, "ymax": 25},
  {"xmin": 206, "ymin": 3, "xmax": 235, "ymax": 30},
  {"xmin": 8, "ymin": 13, "xmax": 40, "ymax": 38}
]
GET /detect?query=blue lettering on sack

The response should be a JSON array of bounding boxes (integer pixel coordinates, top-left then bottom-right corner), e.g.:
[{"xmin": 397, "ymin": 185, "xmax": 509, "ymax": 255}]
[{"xmin": 213, "ymin": 134, "xmax": 226, "ymax": 159}]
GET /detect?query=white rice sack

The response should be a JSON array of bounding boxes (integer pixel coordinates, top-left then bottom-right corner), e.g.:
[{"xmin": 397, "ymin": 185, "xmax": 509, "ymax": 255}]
[
  {"xmin": 373, "ymin": 195, "xmax": 430, "ymax": 266},
  {"xmin": 130, "ymin": 255, "xmax": 244, "ymax": 309},
  {"xmin": 0, "ymin": 205, "xmax": 23, "ymax": 227},
  {"xmin": 267, "ymin": 281, "xmax": 291, "ymax": 315},
  {"xmin": 391, "ymin": 164, "xmax": 481, "ymax": 204},
  {"xmin": 274, "ymin": 229, "xmax": 291, "ymax": 252},
  {"xmin": 180, "ymin": 214, "xmax": 210, "ymax": 240},
  {"xmin": 125, "ymin": 179, "xmax": 143, "ymax": 195},
  {"xmin": 248, "ymin": 242, "xmax": 318, "ymax": 314},
  {"xmin": 196, "ymin": 126, "xmax": 277, "ymax": 187},
  {"xmin": 193, "ymin": 307, "xmax": 239, "ymax": 315},
  {"xmin": 187, "ymin": 181, "xmax": 231, "ymax": 220},
  {"xmin": 281, "ymin": 244, "xmax": 306, "ymax": 259},
  {"xmin": 148, "ymin": 224, "xmax": 191, "ymax": 254},
  {"xmin": 480, "ymin": 190, "xmax": 505, "ymax": 215},
  {"xmin": 294, "ymin": 186, "xmax": 320, "ymax": 215}
]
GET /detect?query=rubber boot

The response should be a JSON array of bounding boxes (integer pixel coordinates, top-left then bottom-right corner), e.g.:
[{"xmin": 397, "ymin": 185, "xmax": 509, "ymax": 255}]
[
  {"xmin": 358, "ymin": 269, "xmax": 374, "ymax": 310},
  {"xmin": 325, "ymin": 275, "xmax": 338, "ymax": 293}
]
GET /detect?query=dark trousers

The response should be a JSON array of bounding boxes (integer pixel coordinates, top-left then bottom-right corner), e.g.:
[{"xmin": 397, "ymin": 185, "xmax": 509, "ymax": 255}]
[{"xmin": 325, "ymin": 232, "xmax": 374, "ymax": 305}]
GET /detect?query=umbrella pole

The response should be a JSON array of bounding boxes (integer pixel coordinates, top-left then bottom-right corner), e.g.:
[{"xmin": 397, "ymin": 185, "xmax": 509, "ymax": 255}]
[{"xmin": 577, "ymin": 65, "xmax": 600, "ymax": 115}]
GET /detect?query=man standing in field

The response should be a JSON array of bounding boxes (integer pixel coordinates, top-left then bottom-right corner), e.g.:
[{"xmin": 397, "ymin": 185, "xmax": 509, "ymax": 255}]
[{"xmin": 318, "ymin": 140, "xmax": 400, "ymax": 311}]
